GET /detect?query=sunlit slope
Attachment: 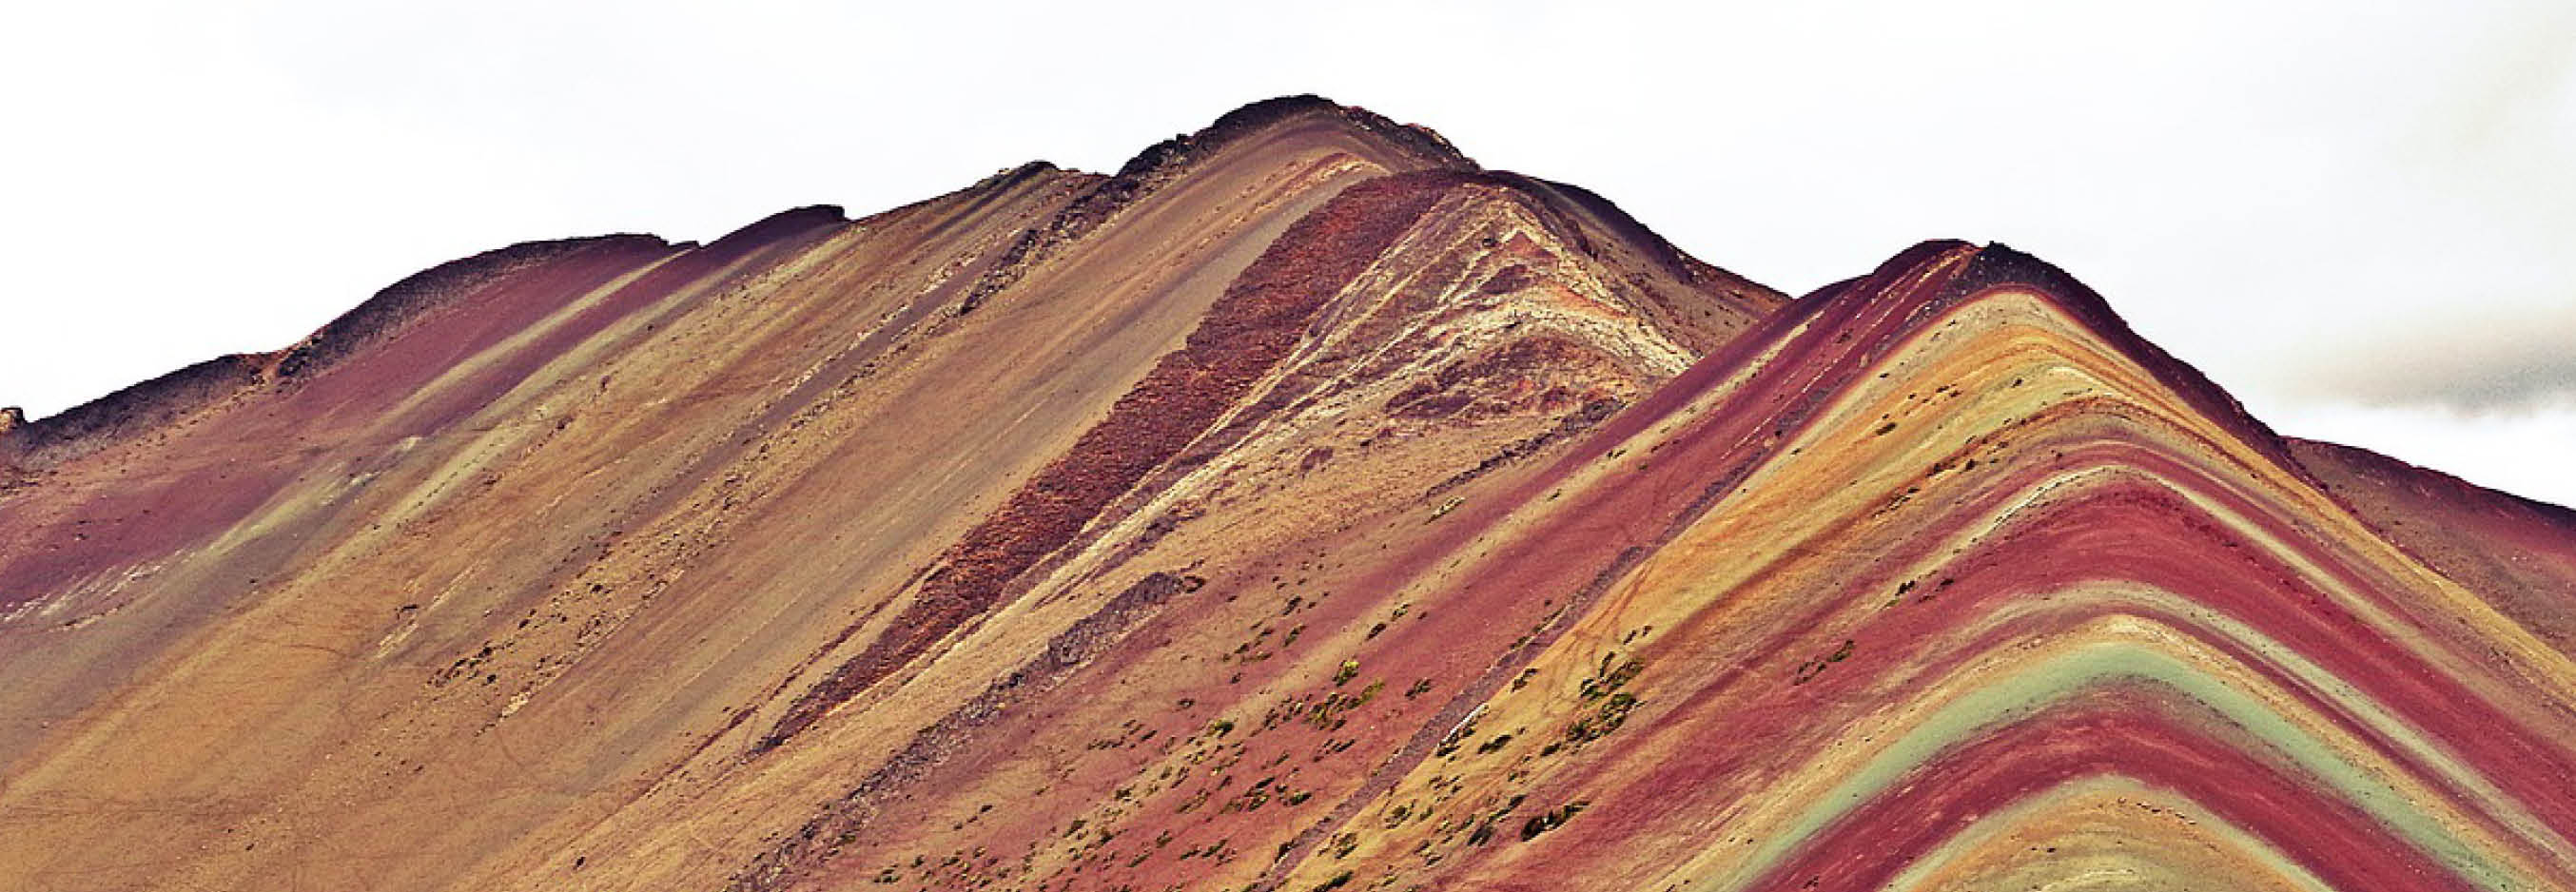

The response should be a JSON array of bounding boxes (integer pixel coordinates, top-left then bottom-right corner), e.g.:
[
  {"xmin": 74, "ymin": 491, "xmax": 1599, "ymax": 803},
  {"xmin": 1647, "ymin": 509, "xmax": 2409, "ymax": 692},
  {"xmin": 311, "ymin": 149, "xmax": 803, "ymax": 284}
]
[
  {"xmin": 0, "ymin": 97, "xmax": 1783, "ymax": 892},
  {"xmin": 7, "ymin": 96, "xmax": 2568, "ymax": 892},
  {"xmin": 1266, "ymin": 242, "xmax": 2576, "ymax": 892}
]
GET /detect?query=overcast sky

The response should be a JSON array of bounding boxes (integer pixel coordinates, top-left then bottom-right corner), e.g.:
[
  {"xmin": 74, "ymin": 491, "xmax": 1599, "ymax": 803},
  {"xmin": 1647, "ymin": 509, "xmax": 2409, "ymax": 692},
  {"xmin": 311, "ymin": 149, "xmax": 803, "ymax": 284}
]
[{"xmin": 4, "ymin": 1, "xmax": 2570, "ymax": 506}]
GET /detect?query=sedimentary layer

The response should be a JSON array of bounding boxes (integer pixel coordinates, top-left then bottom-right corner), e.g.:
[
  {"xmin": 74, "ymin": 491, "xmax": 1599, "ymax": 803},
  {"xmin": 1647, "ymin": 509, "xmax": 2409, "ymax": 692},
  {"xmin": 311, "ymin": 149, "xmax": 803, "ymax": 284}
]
[{"xmin": 1, "ymin": 96, "xmax": 2567, "ymax": 892}]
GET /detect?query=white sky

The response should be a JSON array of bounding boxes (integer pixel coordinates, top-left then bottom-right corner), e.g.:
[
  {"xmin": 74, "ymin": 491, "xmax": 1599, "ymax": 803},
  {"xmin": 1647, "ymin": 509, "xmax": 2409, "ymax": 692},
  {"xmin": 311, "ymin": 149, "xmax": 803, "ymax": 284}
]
[{"xmin": 3, "ymin": 1, "xmax": 2571, "ymax": 507}]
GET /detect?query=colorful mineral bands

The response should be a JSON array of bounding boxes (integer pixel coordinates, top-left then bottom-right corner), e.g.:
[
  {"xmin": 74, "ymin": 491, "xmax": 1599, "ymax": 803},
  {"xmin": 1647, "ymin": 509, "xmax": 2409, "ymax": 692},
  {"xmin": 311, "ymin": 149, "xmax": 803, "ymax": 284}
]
[{"xmin": 3, "ymin": 97, "xmax": 2571, "ymax": 892}]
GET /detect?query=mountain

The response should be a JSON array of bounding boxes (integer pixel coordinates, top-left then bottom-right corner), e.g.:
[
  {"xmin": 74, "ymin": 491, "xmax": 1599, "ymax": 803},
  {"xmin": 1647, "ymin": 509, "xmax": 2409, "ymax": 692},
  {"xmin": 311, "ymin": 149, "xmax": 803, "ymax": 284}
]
[{"xmin": 2, "ymin": 96, "xmax": 2570, "ymax": 892}]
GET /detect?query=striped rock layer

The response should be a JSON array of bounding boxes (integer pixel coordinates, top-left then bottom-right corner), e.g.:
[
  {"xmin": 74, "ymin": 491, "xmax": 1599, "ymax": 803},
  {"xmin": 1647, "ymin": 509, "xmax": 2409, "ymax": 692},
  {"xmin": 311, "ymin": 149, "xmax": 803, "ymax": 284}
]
[{"xmin": 2, "ymin": 97, "xmax": 2570, "ymax": 892}]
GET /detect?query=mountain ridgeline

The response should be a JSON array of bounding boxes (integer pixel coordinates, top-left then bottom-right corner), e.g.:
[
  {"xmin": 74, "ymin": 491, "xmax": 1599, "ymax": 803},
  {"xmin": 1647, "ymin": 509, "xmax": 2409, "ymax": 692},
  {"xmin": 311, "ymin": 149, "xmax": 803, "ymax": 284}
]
[{"xmin": 4, "ymin": 96, "xmax": 2573, "ymax": 892}]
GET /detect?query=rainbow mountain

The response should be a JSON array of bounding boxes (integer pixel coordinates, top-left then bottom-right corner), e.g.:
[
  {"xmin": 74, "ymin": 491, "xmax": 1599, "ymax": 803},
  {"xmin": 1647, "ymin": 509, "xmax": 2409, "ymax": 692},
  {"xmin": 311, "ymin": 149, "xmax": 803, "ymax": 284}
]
[{"xmin": 4, "ymin": 96, "xmax": 2573, "ymax": 892}]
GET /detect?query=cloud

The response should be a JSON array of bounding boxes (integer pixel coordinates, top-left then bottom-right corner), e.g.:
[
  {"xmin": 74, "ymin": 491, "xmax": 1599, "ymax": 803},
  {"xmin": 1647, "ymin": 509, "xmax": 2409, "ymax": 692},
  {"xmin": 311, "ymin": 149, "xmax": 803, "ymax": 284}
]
[
  {"xmin": 2265, "ymin": 399, "xmax": 2576, "ymax": 510},
  {"xmin": 2287, "ymin": 307, "xmax": 2576, "ymax": 414}
]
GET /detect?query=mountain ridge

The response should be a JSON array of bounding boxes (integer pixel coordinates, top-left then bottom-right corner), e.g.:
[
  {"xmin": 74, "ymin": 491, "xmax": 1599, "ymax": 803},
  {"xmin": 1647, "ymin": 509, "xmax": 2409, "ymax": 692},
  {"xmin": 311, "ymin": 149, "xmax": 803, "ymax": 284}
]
[{"xmin": 1, "ymin": 95, "xmax": 2570, "ymax": 892}]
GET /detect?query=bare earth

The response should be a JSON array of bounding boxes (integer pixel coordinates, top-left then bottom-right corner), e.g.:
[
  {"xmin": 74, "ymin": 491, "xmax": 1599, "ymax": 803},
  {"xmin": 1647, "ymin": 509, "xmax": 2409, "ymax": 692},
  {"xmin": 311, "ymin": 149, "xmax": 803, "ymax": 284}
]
[{"xmin": 5, "ymin": 97, "xmax": 2573, "ymax": 892}]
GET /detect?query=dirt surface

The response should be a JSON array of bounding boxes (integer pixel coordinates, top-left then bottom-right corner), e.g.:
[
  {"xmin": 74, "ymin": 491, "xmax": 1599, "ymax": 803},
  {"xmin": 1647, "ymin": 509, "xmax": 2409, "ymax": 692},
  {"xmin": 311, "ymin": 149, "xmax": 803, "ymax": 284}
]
[{"xmin": 3, "ymin": 97, "xmax": 2570, "ymax": 892}]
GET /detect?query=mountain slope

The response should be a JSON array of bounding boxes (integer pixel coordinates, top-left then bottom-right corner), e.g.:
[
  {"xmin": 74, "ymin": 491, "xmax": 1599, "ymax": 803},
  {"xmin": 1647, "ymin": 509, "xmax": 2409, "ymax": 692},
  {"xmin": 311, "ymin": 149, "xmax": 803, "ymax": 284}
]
[
  {"xmin": 2, "ymin": 98, "xmax": 2568, "ymax": 892},
  {"xmin": 1256, "ymin": 242, "xmax": 2576, "ymax": 892}
]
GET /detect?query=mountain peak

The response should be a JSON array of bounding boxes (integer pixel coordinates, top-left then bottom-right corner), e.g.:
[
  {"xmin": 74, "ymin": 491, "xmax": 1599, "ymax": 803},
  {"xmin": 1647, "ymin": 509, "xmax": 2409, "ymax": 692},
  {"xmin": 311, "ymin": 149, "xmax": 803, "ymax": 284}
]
[
  {"xmin": 1122, "ymin": 93, "xmax": 1476, "ymax": 177},
  {"xmin": 4, "ymin": 98, "xmax": 2571, "ymax": 892}
]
